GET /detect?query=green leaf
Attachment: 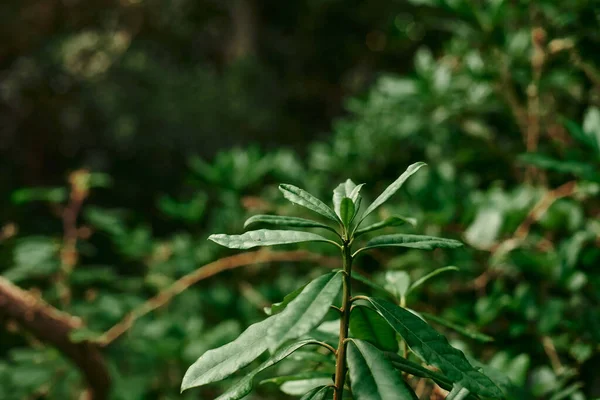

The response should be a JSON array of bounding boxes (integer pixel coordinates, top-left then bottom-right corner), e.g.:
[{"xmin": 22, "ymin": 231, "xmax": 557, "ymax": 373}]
[
  {"xmin": 384, "ymin": 271, "xmax": 411, "ymax": 299},
  {"xmin": 260, "ymin": 371, "xmax": 333, "ymax": 386},
  {"xmin": 364, "ymin": 297, "xmax": 504, "ymax": 398},
  {"xmin": 355, "ymin": 234, "xmax": 463, "ymax": 256},
  {"xmin": 264, "ymin": 283, "xmax": 307, "ymax": 316},
  {"xmin": 385, "ymin": 352, "xmax": 459, "ymax": 393},
  {"xmin": 339, "ymin": 198, "xmax": 355, "ymax": 227},
  {"xmin": 419, "ymin": 312, "xmax": 494, "ymax": 343},
  {"xmin": 333, "ymin": 179, "xmax": 357, "ymax": 215},
  {"xmin": 360, "ymin": 162, "xmax": 427, "ymax": 222},
  {"xmin": 299, "ymin": 385, "xmax": 332, "ymax": 400},
  {"xmin": 408, "ymin": 266, "xmax": 459, "ymax": 294},
  {"xmin": 350, "ymin": 305, "xmax": 399, "ymax": 352},
  {"xmin": 268, "ymin": 272, "xmax": 343, "ymax": 350},
  {"xmin": 244, "ymin": 215, "xmax": 338, "ymax": 234},
  {"xmin": 446, "ymin": 386, "xmax": 471, "ymax": 400},
  {"xmin": 213, "ymin": 339, "xmax": 322, "ymax": 400},
  {"xmin": 347, "ymin": 339, "xmax": 418, "ymax": 400},
  {"xmin": 351, "ymin": 272, "xmax": 396, "ymax": 299},
  {"xmin": 209, "ymin": 229, "xmax": 337, "ymax": 249},
  {"xmin": 181, "ymin": 316, "xmax": 276, "ymax": 391},
  {"xmin": 354, "ymin": 216, "xmax": 417, "ymax": 237},
  {"xmin": 279, "ymin": 184, "xmax": 340, "ymax": 223}
]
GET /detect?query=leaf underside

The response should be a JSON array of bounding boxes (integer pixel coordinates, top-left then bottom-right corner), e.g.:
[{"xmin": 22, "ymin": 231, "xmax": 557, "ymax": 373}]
[
  {"xmin": 244, "ymin": 215, "xmax": 337, "ymax": 233},
  {"xmin": 209, "ymin": 229, "xmax": 333, "ymax": 249}
]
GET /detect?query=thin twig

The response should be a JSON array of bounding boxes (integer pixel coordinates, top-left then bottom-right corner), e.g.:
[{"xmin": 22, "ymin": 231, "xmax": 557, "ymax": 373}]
[{"xmin": 96, "ymin": 249, "xmax": 339, "ymax": 346}]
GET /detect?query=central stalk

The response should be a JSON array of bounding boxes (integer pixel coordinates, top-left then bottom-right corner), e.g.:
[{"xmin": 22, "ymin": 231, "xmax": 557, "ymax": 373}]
[{"xmin": 334, "ymin": 242, "xmax": 352, "ymax": 399}]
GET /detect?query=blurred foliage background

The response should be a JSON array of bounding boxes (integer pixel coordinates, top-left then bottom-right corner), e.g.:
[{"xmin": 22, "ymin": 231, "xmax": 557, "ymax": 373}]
[{"xmin": 0, "ymin": 0, "xmax": 599, "ymax": 399}]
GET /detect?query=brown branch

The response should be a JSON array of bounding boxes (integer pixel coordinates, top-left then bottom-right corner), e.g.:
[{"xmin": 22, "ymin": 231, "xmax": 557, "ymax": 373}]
[
  {"xmin": 0, "ymin": 277, "xmax": 110, "ymax": 400},
  {"xmin": 96, "ymin": 249, "xmax": 340, "ymax": 346}
]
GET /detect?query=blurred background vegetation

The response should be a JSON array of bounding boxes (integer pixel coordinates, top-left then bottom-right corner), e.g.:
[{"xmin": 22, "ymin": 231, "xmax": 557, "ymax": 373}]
[{"xmin": 0, "ymin": 0, "xmax": 599, "ymax": 399}]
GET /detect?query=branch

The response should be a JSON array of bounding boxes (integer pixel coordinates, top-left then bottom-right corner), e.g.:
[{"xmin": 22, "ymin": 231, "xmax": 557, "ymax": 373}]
[
  {"xmin": 0, "ymin": 277, "xmax": 110, "ymax": 400},
  {"xmin": 96, "ymin": 249, "xmax": 339, "ymax": 346}
]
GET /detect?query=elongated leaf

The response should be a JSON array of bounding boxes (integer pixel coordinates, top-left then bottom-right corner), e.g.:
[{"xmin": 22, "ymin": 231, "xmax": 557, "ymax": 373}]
[
  {"xmin": 354, "ymin": 216, "xmax": 417, "ymax": 237},
  {"xmin": 347, "ymin": 339, "xmax": 418, "ymax": 400},
  {"xmin": 446, "ymin": 386, "xmax": 471, "ymax": 400},
  {"xmin": 264, "ymin": 283, "xmax": 307, "ymax": 316},
  {"xmin": 333, "ymin": 179, "xmax": 357, "ymax": 216},
  {"xmin": 268, "ymin": 272, "xmax": 343, "ymax": 350},
  {"xmin": 279, "ymin": 184, "xmax": 340, "ymax": 222},
  {"xmin": 419, "ymin": 312, "xmax": 494, "ymax": 343},
  {"xmin": 300, "ymin": 385, "xmax": 332, "ymax": 400},
  {"xmin": 244, "ymin": 215, "xmax": 338, "ymax": 234},
  {"xmin": 351, "ymin": 272, "xmax": 396, "ymax": 299},
  {"xmin": 409, "ymin": 266, "xmax": 459, "ymax": 294},
  {"xmin": 209, "ymin": 229, "xmax": 336, "ymax": 249},
  {"xmin": 182, "ymin": 316, "xmax": 277, "ymax": 391},
  {"xmin": 360, "ymin": 162, "xmax": 427, "ymax": 222},
  {"xmin": 214, "ymin": 339, "xmax": 321, "ymax": 400},
  {"xmin": 350, "ymin": 305, "xmax": 399, "ymax": 352},
  {"xmin": 339, "ymin": 198, "xmax": 355, "ymax": 227},
  {"xmin": 355, "ymin": 234, "xmax": 463, "ymax": 255},
  {"xmin": 365, "ymin": 297, "xmax": 504, "ymax": 398},
  {"xmin": 260, "ymin": 371, "xmax": 333, "ymax": 386}
]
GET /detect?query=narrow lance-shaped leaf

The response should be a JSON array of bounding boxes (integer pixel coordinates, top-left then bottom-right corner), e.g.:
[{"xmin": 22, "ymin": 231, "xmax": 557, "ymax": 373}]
[
  {"xmin": 244, "ymin": 215, "xmax": 339, "ymax": 235},
  {"xmin": 214, "ymin": 339, "xmax": 323, "ymax": 400},
  {"xmin": 408, "ymin": 266, "xmax": 459, "ymax": 294},
  {"xmin": 346, "ymin": 339, "xmax": 418, "ymax": 400},
  {"xmin": 181, "ymin": 316, "xmax": 278, "ymax": 391},
  {"xmin": 360, "ymin": 162, "xmax": 427, "ymax": 222},
  {"xmin": 279, "ymin": 184, "xmax": 340, "ymax": 223},
  {"xmin": 264, "ymin": 283, "xmax": 307, "ymax": 316},
  {"xmin": 339, "ymin": 197, "xmax": 355, "ymax": 227},
  {"xmin": 299, "ymin": 385, "xmax": 332, "ymax": 400},
  {"xmin": 364, "ymin": 297, "xmax": 504, "ymax": 398},
  {"xmin": 354, "ymin": 234, "xmax": 463, "ymax": 256},
  {"xmin": 209, "ymin": 229, "xmax": 337, "ymax": 250},
  {"xmin": 354, "ymin": 216, "xmax": 417, "ymax": 238},
  {"xmin": 419, "ymin": 312, "xmax": 494, "ymax": 343},
  {"xmin": 350, "ymin": 305, "xmax": 399, "ymax": 352},
  {"xmin": 268, "ymin": 272, "xmax": 343, "ymax": 350}
]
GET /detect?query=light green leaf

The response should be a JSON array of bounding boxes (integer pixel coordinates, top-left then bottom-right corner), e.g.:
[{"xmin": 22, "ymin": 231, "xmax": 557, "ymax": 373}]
[
  {"xmin": 339, "ymin": 198, "xmax": 355, "ymax": 227},
  {"xmin": 409, "ymin": 266, "xmax": 459, "ymax": 294},
  {"xmin": 355, "ymin": 234, "xmax": 463, "ymax": 256},
  {"xmin": 350, "ymin": 305, "xmax": 399, "ymax": 352},
  {"xmin": 244, "ymin": 215, "xmax": 338, "ymax": 234},
  {"xmin": 260, "ymin": 371, "xmax": 333, "ymax": 386},
  {"xmin": 181, "ymin": 316, "xmax": 277, "ymax": 391},
  {"xmin": 385, "ymin": 271, "xmax": 411, "ymax": 299},
  {"xmin": 347, "ymin": 339, "xmax": 418, "ymax": 400},
  {"xmin": 268, "ymin": 272, "xmax": 343, "ymax": 350},
  {"xmin": 360, "ymin": 162, "xmax": 427, "ymax": 222},
  {"xmin": 264, "ymin": 283, "xmax": 307, "ymax": 316},
  {"xmin": 214, "ymin": 339, "xmax": 322, "ymax": 400},
  {"xmin": 281, "ymin": 379, "xmax": 333, "ymax": 396},
  {"xmin": 354, "ymin": 216, "xmax": 417, "ymax": 237},
  {"xmin": 279, "ymin": 184, "xmax": 340, "ymax": 223},
  {"xmin": 299, "ymin": 385, "xmax": 332, "ymax": 400},
  {"xmin": 209, "ymin": 229, "xmax": 337, "ymax": 249},
  {"xmin": 333, "ymin": 179, "xmax": 357, "ymax": 216},
  {"xmin": 419, "ymin": 312, "xmax": 494, "ymax": 343},
  {"xmin": 446, "ymin": 386, "xmax": 470, "ymax": 400},
  {"xmin": 365, "ymin": 297, "xmax": 504, "ymax": 398}
]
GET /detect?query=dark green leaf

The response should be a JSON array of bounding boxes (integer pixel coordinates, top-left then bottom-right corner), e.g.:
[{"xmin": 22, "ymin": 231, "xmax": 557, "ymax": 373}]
[
  {"xmin": 355, "ymin": 234, "xmax": 463, "ymax": 255},
  {"xmin": 181, "ymin": 316, "xmax": 276, "ymax": 391},
  {"xmin": 350, "ymin": 305, "xmax": 399, "ymax": 352},
  {"xmin": 347, "ymin": 339, "xmax": 418, "ymax": 400},
  {"xmin": 264, "ymin": 283, "xmax": 307, "ymax": 316},
  {"xmin": 354, "ymin": 216, "xmax": 417, "ymax": 237},
  {"xmin": 360, "ymin": 162, "xmax": 427, "ymax": 222},
  {"xmin": 279, "ymin": 184, "xmax": 340, "ymax": 223},
  {"xmin": 339, "ymin": 198, "xmax": 355, "ymax": 227},
  {"xmin": 213, "ymin": 339, "xmax": 322, "ymax": 400},
  {"xmin": 419, "ymin": 312, "xmax": 494, "ymax": 343},
  {"xmin": 209, "ymin": 229, "xmax": 337, "ymax": 249},
  {"xmin": 244, "ymin": 215, "xmax": 338, "ymax": 234},
  {"xmin": 299, "ymin": 385, "xmax": 332, "ymax": 400},
  {"xmin": 268, "ymin": 272, "xmax": 343, "ymax": 350},
  {"xmin": 365, "ymin": 297, "xmax": 503, "ymax": 398}
]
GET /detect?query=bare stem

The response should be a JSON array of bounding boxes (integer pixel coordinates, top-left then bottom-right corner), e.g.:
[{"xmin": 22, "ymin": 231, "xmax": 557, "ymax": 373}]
[{"xmin": 334, "ymin": 243, "xmax": 352, "ymax": 400}]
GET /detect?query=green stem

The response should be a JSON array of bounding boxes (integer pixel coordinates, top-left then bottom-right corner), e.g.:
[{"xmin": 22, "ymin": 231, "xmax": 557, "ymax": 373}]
[{"xmin": 334, "ymin": 243, "xmax": 352, "ymax": 400}]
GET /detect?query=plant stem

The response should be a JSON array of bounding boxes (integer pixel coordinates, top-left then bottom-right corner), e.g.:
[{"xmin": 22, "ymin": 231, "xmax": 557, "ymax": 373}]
[{"xmin": 334, "ymin": 243, "xmax": 352, "ymax": 400}]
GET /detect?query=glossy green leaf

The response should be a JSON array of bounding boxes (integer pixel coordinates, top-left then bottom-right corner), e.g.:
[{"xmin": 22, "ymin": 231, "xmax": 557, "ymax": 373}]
[
  {"xmin": 419, "ymin": 312, "xmax": 494, "ymax": 343},
  {"xmin": 409, "ymin": 266, "xmax": 459, "ymax": 294},
  {"xmin": 213, "ymin": 339, "xmax": 322, "ymax": 400},
  {"xmin": 299, "ymin": 385, "xmax": 332, "ymax": 400},
  {"xmin": 279, "ymin": 184, "xmax": 340, "ymax": 223},
  {"xmin": 181, "ymin": 316, "xmax": 276, "ymax": 391},
  {"xmin": 347, "ymin": 339, "xmax": 418, "ymax": 400},
  {"xmin": 209, "ymin": 229, "xmax": 336, "ymax": 249},
  {"xmin": 339, "ymin": 197, "xmax": 355, "ymax": 227},
  {"xmin": 244, "ymin": 215, "xmax": 338, "ymax": 234},
  {"xmin": 355, "ymin": 234, "xmax": 463, "ymax": 256},
  {"xmin": 360, "ymin": 162, "xmax": 427, "ymax": 222},
  {"xmin": 354, "ymin": 216, "xmax": 417, "ymax": 237},
  {"xmin": 350, "ymin": 305, "xmax": 399, "ymax": 352},
  {"xmin": 365, "ymin": 297, "xmax": 503, "ymax": 398},
  {"xmin": 268, "ymin": 272, "xmax": 343, "ymax": 350}
]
